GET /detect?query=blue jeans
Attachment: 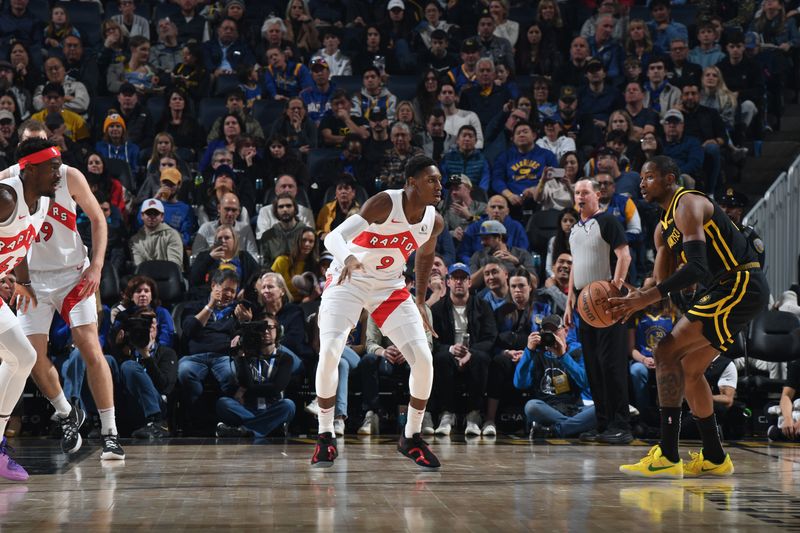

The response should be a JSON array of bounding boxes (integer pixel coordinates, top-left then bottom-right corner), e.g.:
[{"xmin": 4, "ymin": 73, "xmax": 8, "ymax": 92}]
[
  {"xmin": 335, "ymin": 347, "xmax": 360, "ymax": 418},
  {"xmin": 62, "ymin": 348, "xmax": 115, "ymax": 415},
  {"xmin": 358, "ymin": 352, "xmax": 410, "ymax": 412},
  {"xmin": 629, "ymin": 361, "xmax": 652, "ymax": 412},
  {"xmin": 216, "ymin": 397, "xmax": 295, "ymax": 437},
  {"xmin": 279, "ymin": 345, "xmax": 305, "ymax": 376},
  {"xmin": 177, "ymin": 353, "xmax": 236, "ymax": 404},
  {"xmin": 524, "ymin": 399, "xmax": 596, "ymax": 437},
  {"xmin": 703, "ymin": 142, "xmax": 721, "ymax": 195},
  {"xmin": 106, "ymin": 357, "xmax": 163, "ymax": 419}
]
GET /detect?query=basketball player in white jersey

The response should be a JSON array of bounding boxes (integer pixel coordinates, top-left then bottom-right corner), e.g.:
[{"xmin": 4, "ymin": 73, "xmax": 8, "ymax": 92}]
[
  {"xmin": 0, "ymin": 121, "xmax": 125, "ymax": 461},
  {"xmin": 0, "ymin": 138, "xmax": 61, "ymax": 480},
  {"xmin": 311, "ymin": 156, "xmax": 444, "ymax": 468}
]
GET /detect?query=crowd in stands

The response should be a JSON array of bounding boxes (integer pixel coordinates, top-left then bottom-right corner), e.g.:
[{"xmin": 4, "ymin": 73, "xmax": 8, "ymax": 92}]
[{"xmin": 1, "ymin": 0, "xmax": 799, "ymax": 441}]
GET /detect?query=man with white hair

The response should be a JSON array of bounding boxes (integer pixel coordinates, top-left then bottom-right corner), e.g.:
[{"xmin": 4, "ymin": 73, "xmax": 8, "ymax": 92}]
[
  {"xmin": 377, "ymin": 122, "xmax": 424, "ymax": 190},
  {"xmin": 459, "ymin": 57, "xmax": 511, "ymax": 130}
]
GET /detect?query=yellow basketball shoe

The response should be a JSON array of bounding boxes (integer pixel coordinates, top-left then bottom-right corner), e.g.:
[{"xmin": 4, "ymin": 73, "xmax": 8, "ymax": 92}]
[
  {"xmin": 683, "ymin": 450, "xmax": 734, "ymax": 477},
  {"xmin": 619, "ymin": 445, "xmax": 684, "ymax": 479}
]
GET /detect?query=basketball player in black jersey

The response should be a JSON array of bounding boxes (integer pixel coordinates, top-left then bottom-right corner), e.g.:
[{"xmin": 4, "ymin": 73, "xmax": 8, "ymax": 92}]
[{"xmin": 609, "ymin": 155, "xmax": 768, "ymax": 479}]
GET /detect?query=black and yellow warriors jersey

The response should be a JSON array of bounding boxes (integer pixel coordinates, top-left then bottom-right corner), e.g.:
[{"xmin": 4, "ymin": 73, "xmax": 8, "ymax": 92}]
[{"xmin": 660, "ymin": 187, "xmax": 759, "ymax": 277}]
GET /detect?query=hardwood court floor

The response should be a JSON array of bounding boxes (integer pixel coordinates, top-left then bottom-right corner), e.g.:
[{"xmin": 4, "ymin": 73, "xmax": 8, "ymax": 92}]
[{"xmin": 0, "ymin": 436, "xmax": 798, "ymax": 531}]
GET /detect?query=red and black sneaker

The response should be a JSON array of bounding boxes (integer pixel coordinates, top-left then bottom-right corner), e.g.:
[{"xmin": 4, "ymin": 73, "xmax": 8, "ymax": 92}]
[
  {"xmin": 311, "ymin": 432, "xmax": 338, "ymax": 468},
  {"xmin": 397, "ymin": 433, "xmax": 441, "ymax": 469}
]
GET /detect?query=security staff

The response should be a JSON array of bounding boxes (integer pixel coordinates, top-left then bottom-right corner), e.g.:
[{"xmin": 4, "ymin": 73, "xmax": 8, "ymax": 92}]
[{"xmin": 717, "ymin": 188, "xmax": 765, "ymax": 267}]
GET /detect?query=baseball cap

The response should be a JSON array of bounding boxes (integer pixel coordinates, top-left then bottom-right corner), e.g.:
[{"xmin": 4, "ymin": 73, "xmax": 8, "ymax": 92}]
[
  {"xmin": 744, "ymin": 31, "xmax": 761, "ymax": 50},
  {"xmin": 387, "ymin": 0, "xmax": 404, "ymax": 10},
  {"xmin": 310, "ymin": 57, "xmax": 329, "ymax": 71},
  {"xmin": 662, "ymin": 109, "xmax": 684, "ymax": 123},
  {"xmin": 479, "ymin": 219, "xmax": 507, "ymax": 236},
  {"xmin": 461, "ymin": 37, "xmax": 480, "ymax": 53},
  {"xmin": 140, "ymin": 198, "xmax": 164, "ymax": 214},
  {"xmin": 213, "ymin": 164, "xmax": 236, "ymax": 181},
  {"xmin": 160, "ymin": 167, "xmax": 182, "ymax": 185},
  {"xmin": 42, "ymin": 82, "xmax": 65, "ymax": 97},
  {"xmin": 226, "ymin": 0, "xmax": 245, "ymax": 8},
  {"xmin": 368, "ymin": 107, "xmax": 386, "ymax": 121},
  {"xmin": 596, "ymin": 146, "xmax": 618, "ymax": 158},
  {"xmin": 540, "ymin": 314, "xmax": 563, "ymax": 331},
  {"xmin": 44, "ymin": 112, "xmax": 64, "ymax": 129},
  {"xmin": 717, "ymin": 188, "xmax": 747, "ymax": 208},
  {"xmin": 559, "ymin": 85, "xmax": 577, "ymax": 102},
  {"xmin": 726, "ymin": 29, "xmax": 745, "ymax": 45},
  {"xmin": 119, "ymin": 82, "xmax": 137, "ymax": 95},
  {"xmin": 0, "ymin": 60, "xmax": 12, "ymax": 71},
  {"xmin": 447, "ymin": 262, "xmax": 471, "ymax": 276},
  {"xmin": 320, "ymin": 251, "xmax": 334, "ymax": 263},
  {"xmin": 0, "ymin": 110, "xmax": 14, "ymax": 123},
  {"xmin": 542, "ymin": 114, "xmax": 563, "ymax": 125},
  {"xmin": 585, "ymin": 57, "xmax": 604, "ymax": 71}
]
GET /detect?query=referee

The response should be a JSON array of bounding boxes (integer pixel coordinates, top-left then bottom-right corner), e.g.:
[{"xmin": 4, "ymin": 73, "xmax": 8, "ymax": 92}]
[{"xmin": 564, "ymin": 178, "xmax": 633, "ymax": 444}]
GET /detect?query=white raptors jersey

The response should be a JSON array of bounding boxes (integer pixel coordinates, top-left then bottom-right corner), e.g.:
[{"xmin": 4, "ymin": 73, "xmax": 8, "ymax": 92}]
[
  {"xmin": 8, "ymin": 164, "xmax": 87, "ymax": 271},
  {"xmin": 0, "ymin": 176, "xmax": 49, "ymax": 277},
  {"xmin": 329, "ymin": 189, "xmax": 436, "ymax": 282}
]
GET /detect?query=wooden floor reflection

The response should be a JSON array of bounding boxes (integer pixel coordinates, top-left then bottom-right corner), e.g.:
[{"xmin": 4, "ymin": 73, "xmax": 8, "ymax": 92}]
[{"xmin": 0, "ymin": 436, "xmax": 798, "ymax": 531}]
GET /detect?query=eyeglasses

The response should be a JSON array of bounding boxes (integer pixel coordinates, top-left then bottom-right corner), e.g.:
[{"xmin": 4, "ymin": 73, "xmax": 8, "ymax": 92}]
[
  {"xmin": 142, "ymin": 210, "xmax": 161, "ymax": 217},
  {"xmin": 265, "ymin": 325, "xmax": 278, "ymax": 330},
  {"xmin": 597, "ymin": 181, "xmax": 614, "ymax": 187}
]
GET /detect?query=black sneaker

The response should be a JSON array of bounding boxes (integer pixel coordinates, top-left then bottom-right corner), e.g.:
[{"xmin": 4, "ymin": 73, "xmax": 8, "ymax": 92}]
[
  {"xmin": 59, "ymin": 403, "xmax": 86, "ymax": 454},
  {"xmin": 215, "ymin": 422, "xmax": 253, "ymax": 438},
  {"xmin": 397, "ymin": 433, "xmax": 441, "ymax": 469},
  {"xmin": 132, "ymin": 421, "xmax": 171, "ymax": 440},
  {"xmin": 311, "ymin": 432, "xmax": 337, "ymax": 468},
  {"xmin": 529, "ymin": 422, "xmax": 554, "ymax": 439},
  {"xmin": 767, "ymin": 425, "xmax": 784, "ymax": 442},
  {"xmin": 579, "ymin": 429, "xmax": 600, "ymax": 442},
  {"xmin": 100, "ymin": 434, "xmax": 126, "ymax": 461},
  {"xmin": 596, "ymin": 428, "xmax": 634, "ymax": 444}
]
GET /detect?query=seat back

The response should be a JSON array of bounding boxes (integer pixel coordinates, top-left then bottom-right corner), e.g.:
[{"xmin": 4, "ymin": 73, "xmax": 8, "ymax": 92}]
[
  {"xmin": 99, "ymin": 264, "xmax": 121, "ymax": 305},
  {"xmin": 387, "ymin": 76, "xmax": 417, "ymax": 102},
  {"xmin": 105, "ymin": 158, "xmax": 136, "ymax": 193},
  {"xmin": 197, "ymin": 98, "xmax": 226, "ymax": 133},
  {"xmin": 747, "ymin": 310, "xmax": 800, "ymax": 362},
  {"xmin": 252, "ymin": 99, "xmax": 285, "ymax": 131},
  {"xmin": 136, "ymin": 260, "xmax": 186, "ymax": 307},
  {"xmin": 322, "ymin": 184, "xmax": 369, "ymax": 206},
  {"xmin": 63, "ymin": 3, "xmax": 103, "ymax": 50},
  {"xmin": 526, "ymin": 209, "xmax": 561, "ymax": 258}
]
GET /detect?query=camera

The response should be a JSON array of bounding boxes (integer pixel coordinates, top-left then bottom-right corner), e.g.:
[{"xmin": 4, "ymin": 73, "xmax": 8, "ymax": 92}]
[
  {"xmin": 540, "ymin": 331, "xmax": 556, "ymax": 349},
  {"xmin": 237, "ymin": 320, "xmax": 267, "ymax": 357},
  {"xmin": 123, "ymin": 316, "xmax": 153, "ymax": 349}
]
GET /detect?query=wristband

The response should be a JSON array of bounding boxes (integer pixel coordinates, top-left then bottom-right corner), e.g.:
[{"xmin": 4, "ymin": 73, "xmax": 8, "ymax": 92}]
[{"xmin": 17, "ymin": 281, "xmax": 31, "ymax": 287}]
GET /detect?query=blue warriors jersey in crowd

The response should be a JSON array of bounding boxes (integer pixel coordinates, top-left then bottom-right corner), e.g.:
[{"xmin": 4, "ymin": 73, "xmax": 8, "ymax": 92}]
[{"xmin": 634, "ymin": 312, "xmax": 676, "ymax": 358}]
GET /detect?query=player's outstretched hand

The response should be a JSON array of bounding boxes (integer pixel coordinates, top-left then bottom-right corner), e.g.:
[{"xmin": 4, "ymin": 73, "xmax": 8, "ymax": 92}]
[
  {"xmin": 337, "ymin": 255, "xmax": 364, "ymax": 285},
  {"xmin": 608, "ymin": 281, "xmax": 657, "ymax": 323},
  {"xmin": 15, "ymin": 284, "xmax": 37, "ymax": 313},
  {"xmin": 417, "ymin": 302, "xmax": 438, "ymax": 338}
]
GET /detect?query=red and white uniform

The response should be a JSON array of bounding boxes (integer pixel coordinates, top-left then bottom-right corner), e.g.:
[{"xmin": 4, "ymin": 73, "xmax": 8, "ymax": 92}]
[
  {"xmin": 7, "ymin": 164, "xmax": 97, "ymax": 334},
  {"xmin": 0, "ymin": 176, "xmax": 49, "ymax": 333},
  {"xmin": 321, "ymin": 189, "xmax": 435, "ymax": 334}
]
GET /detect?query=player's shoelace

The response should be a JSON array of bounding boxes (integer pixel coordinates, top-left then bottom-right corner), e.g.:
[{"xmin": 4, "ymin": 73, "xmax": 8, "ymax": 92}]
[{"xmin": 0, "ymin": 439, "xmax": 24, "ymax": 472}]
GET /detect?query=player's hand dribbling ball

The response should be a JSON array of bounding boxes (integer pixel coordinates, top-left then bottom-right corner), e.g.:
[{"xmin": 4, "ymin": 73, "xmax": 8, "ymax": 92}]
[{"xmin": 577, "ymin": 280, "xmax": 622, "ymax": 328}]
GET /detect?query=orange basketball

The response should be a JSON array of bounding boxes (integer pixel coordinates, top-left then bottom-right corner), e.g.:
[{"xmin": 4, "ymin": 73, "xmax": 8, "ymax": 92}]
[{"xmin": 577, "ymin": 280, "xmax": 622, "ymax": 328}]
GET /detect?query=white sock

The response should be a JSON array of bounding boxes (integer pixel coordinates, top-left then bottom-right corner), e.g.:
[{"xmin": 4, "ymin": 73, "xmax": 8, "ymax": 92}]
[
  {"xmin": 99, "ymin": 407, "xmax": 117, "ymax": 436},
  {"xmin": 318, "ymin": 405, "xmax": 335, "ymax": 436},
  {"xmin": 50, "ymin": 391, "xmax": 72, "ymax": 418},
  {"xmin": 405, "ymin": 405, "xmax": 425, "ymax": 438},
  {"xmin": 0, "ymin": 415, "xmax": 8, "ymax": 437}
]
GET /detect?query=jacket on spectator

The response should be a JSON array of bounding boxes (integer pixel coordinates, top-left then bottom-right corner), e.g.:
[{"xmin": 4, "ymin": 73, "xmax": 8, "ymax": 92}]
[
  {"xmin": 440, "ymin": 148, "xmax": 491, "ymax": 190},
  {"xmin": 182, "ymin": 301, "xmax": 239, "ymax": 356},
  {"xmin": 189, "ymin": 250, "xmax": 260, "ymax": 289},
  {"xmin": 259, "ymin": 222, "xmax": 307, "ymax": 268},
  {"xmin": 300, "ymin": 81, "xmax": 336, "ymax": 125},
  {"xmin": 203, "ymin": 38, "xmax": 256, "ymax": 75},
  {"xmin": 193, "ymin": 219, "xmax": 259, "ymax": 258},
  {"xmin": 460, "ymin": 83, "xmax": 511, "ymax": 129},
  {"xmin": 431, "ymin": 294, "xmax": 498, "ymax": 359},
  {"xmin": 351, "ymin": 87, "xmax": 398, "ymax": 121},
  {"xmin": 458, "ymin": 215, "xmax": 529, "ymax": 264},
  {"xmin": 643, "ymin": 81, "xmax": 681, "ymax": 117},
  {"xmin": 688, "ymin": 45, "xmax": 726, "ymax": 69},
  {"xmin": 33, "ymin": 78, "xmax": 90, "ymax": 116},
  {"xmin": 130, "ymin": 222, "xmax": 184, "ymax": 269},
  {"xmin": 663, "ymin": 134, "xmax": 704, "ymax": 177},
  {"xmin": 263, "ymin": 61, "xmax": 314, "ymax": 99}
]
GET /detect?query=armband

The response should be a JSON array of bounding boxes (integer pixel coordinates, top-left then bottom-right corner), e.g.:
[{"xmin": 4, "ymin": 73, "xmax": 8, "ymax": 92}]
[{"xmin": 656, "ymin": 240, "xmax": 711, "ymax": 296}]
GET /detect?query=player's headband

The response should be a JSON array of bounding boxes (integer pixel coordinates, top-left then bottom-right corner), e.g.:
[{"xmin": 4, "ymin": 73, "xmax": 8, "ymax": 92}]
[{"xmin": 18, "ymin": 146, "xmax": 61, "ymax": 170}]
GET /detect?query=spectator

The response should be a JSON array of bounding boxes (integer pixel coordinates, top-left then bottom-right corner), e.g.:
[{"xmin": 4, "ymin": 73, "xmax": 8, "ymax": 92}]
[
  {"xmin": 414, "ymin": 1, "xmax": 457, "ymax": 51},
  {"xmin": 667, "ymin": 37, "xmax": 702, "ymax": 89},
  {"xmin": 554, "ymin": 36, "xmax": 592, "ymax": 89},
  {"xmin": 107, "ymin": 36, "xmax": 160, "ymax": 95},
  {"xmin": 546, "ymin": 208, "xmax": 579, "ymax": 282},
  {"xmin": 284, "ymin": 0, "xmax": 321, "ymax": 61},
  {"xmin": 458, "ymin": 194, "xmax": 529, "ymax": 265},
  {"xmin": 492, "ymin": 120, "xmax": 558, "ymax": 208},
  {"xmin": 115, "ymin": 82, "xmax": 155, "ymax": 150},
  {"xmin": 333, "ymin": 135, "xmax": 371, "ymax": 191},
  {"xmin": 256, "ymin": 174, "xmax": 315, "ymax": 239},
  {"xmin": 259, "ymin": 193, "xmax": 308, "ymax": 267},
  {"xmin": 418, "ymin": 108, "xmax": 455, "ymax": 163},
  {"xmin": 33, "ymin": 56, "xmax": 90, "ymax": 117},
  {"xmin": 477, "ymin": 257, "xmax": 511, "ymax": 311},
  {"xmin": 174, "ymin": 0, "xmax": 206, "ymax": 45},
  {"xmin": 440, "ymin": 125, "xmax": 490, "ymax": 190},
  {"xmin": 207, "ymin": 88, "xmax": 265, "ymax": 144},
  {"xmin": 313, "ymin": 27, "xmax": 351, "ymax": 76},
  {"xmin": 460, "ymin": 57, "xmax": 511, "ymax": 131},
  {"xmin": 587, "ymin": 14, "xmax": 625, "ymax": 82},
  {"xmin": 0, "ymin": 0, "xmax": 44, "ymax": 71},
  {"xmin": 318, "ymin": 89, "xmax": 369, "ymax": 148},
  {"xmin": 200, "ymin": 113, "xmax": 245, "ymax": 172},
  {"xmin": 628, "ymin": 300, "xmax": 675, "ymax": 415},
  {"xmin": 300, "ymin": 57, "xmax": 335, "ymax": 125},
  {"xmin": 95, "ymin": 113, "xmax": 140, "ymax": 176},
  {"xmin": 376, "ymin": 122, "xmax": 424, "ymax": 190},
  {"xmin": 203, "ymin": 17, "xmax": 256, "ymax": 79},
  {"xmin": 194, "ymin": 191, "xmax": 258, "ymax": 258},
  {"xmin": 515, "ymin": 22, "xmax": 562, "ymax": 78},
  {"xmin": 689, "ymin": 20, "xmax": 726, "ymax": 69},
  {"xmin": 642, "ymin": 55, "xmax": 681, "ymax": 118},
  {"xmin": 0, "ymin": 109, "xmax": 15, "ymax": 165},
  {"xmin": 545, "ymin": 251, "xmax": 572, "ymax": 296},
  {"xmin": 447, "ymin": 37, "xmax": 481, "ymax": 93},
  {"xmin": 351, "ymin": 66, "xmax": 397, "ymax": 121},
  {"xmin": 263, "ymin": 46, "xmax": 314, "ymax": 100},
  {"xmin": 533, "ymin": 155, "xmax": 577, "ymax": 211},
  {"xmin": 256, "ymin": 272, "xmax": 313, "ymax": 366},
  {"xmin": 530, "ymin": 76, "xmax": 557, "ymax": 121},
  {"xmin": 440, "ymin": 174, "xmax": 486, "ymax": 242},
  {"xmin": 207, "ymin": 1, "xmax": 258, "ymax": 52},
  {"xmin": 151, "ymin": 18, "xmax": 183, "ymax": 75},
  {"xmin": 107, "ymin": 305, "xmax": 176, "ymax": 439},
  {"xmin": 172, "ymin": 42, "xmax": 209, "ymax": 102},
  {"xmin": 316, "ymin": 173, "xmax": 361, "ymax": 240},
  {"xmin": 515, "ymin": 315, "xmax": 593, "ymax": 438},
  {"xmin": 564, "ymin": 178, "xmax": 632, "ymax": 444},
  {"xmin": 190, "ymin": 223, "xmax": 259, "ymax": 294},
  {"xmin": 717, "ymin": 30, "xmax": 764, "ymax": 146},
  {"xmin": 700, "ymin": 66, "xmax": 738, "ymax": 134},
  {"xmin": 469, "ymin": 220, "xmax": 537, "ymax": 290},
  {"xmin": 678, "ymin": 83, "xmax": 725, "ymax": 194},
  {"xmin": 594, "ymin": 146, "xmax": 641, "ymax": 198},
  {"xmin": 138, "ymin": 147, "xmax": 191, "ymax": 206},
  {"xmin": 536, "ymin": 0, "xmax": 570, "ymax": 54},
  {"xmin": 581, "ymin": 0, "xmax": 625, "ymax": 42},
  {"xmin": 351, "ymin": 26, "xmax": 395, "ymax": 78},
  {"xmin": 475, "ymin": 10, "xmax": 514, "ymax": 70},
  {"xmin": 556, "ymin": 85, "xmax": 594, "ymax": 150},
  {"xmin": 661, "ymin": 109, "xmax": 704, "ymax": 179},
  {"xmin": 596, "ymin": 171, "xmax": 642, "ymax": 282},
  {"xmin": 362, "ymin": 107, "xmax": 393, "ymax": 178},
  {"xmin": 110, "ymin": 276, "xmax": 176, "ymax": 350},
  {"xmin": 378, "ymin": 0, "xmax": 418, "ymax": 73},
  {"xmin": 178, "ymin": 269, "xmax": 248, "ymax": 424},
  {"xmin": 156, "ymin": 87, "xmax": 205, "ymax": 159},
  {"xmin": 269, "ymin": 99, "xmax": 317, "ymax": 157},
  {"xmin": 625, "ymin": 19, "xmax": 658, "ymax": 66},
  {"xmin": 412, "ymin": 68, "xmax": 442, "ymax": 125},
  {"xmin": 257, "ymin": 16, "xmax": 299, "ymax": 63},
  {"xmin": 646, "ymin": 0, "xmax": 688, "ymax": 53},
  {"xmin": 767, "ymin": 357, "xmax": 800, "ymax": 442},
  {"xmin": 489, "ymin": 0, "xmax": 518, "ymax": 46},
  {"xmin": 215, "ymin": 313, "xmax": 296, "ymax": 438},
  {"xmin": 84, "ymin": 151, "xmax": 129, "ymax": 220},
  {"xmin": 0, "ymin": 63, "xmax": 31, "ymax": 122},
  {"xmin": 130, "ymin": 198, "xmax": 185, "ymax": 269},
  {"xmin": 418, "ymin": 29, "xmax": 458, "ymax": 74},
  {"xmin": 623, "ymin": 81, "xmax": 660, "ymax": 136},
  {"xmin": 536, "ymin": 115, "xmax": 577, "ymax": 160},
  {"xmin": 271, "ymin": 227, "xmax": 318, "ymax": 302},
  {"xmin": 439, "ymin": 81, "xmax": 484, "ymax": 149},
  {"xmin": 579, "ymin": 58, "xmax": 623, "ymax": 137},
  {"xmin": 112, "ymin": 0, "xmax": 150, "ymax": 40},
  {"xmin": 430, "ymin": 263, "xmax": 497, "ymax": 436},
  {"xmin": 99, "ymin": 19, "xmax": 129, "ymax": 77},
  {"xmin": 62, "ymin": 36, "xmax": 99, "ymax": 99},
  {"xmin": 146, "ymin": 167, "xmax": 195, "ymax": 247}
]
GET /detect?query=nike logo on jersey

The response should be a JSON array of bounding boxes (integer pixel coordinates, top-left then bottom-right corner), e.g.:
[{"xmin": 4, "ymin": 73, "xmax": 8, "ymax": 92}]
[
  {"xmin": 17, "ymin": 215, "xmax": 24, "ymax": 220},
  {"xmin": 391, "ymin": 218, "xmax": 402, "ymax": 224}
]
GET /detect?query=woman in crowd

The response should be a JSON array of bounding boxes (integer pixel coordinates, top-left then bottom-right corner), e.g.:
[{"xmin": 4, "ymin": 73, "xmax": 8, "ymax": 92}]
[
  {"xmin": 515, "ymin": 22, "xmax": 562, "ymax": 77},
  {"xmin": 412, "ymin": 69, "xmax": 441, "ymax": 124},
  {"xmin": 189, "ymin": 224, "xmax": 259, "ymax": 293},
  {"xmin": 531, "ymin": 76, "xmax": 558, "ymax": 121},
  {"xmin": 536, "ymin": 0, "xmax": 571, "ymax": 55},
  {"xmin": 44, "ymin": 4, "xmax": 80, "ymax": 52},
  {"xmin": 107, "ymin": 35, "xmax": 160, "ymax": 95},
  {"xmin": 490, "ymin": 0, "xmax": 519, "ymax": 46},
  {"xmin": 85, "ymin": 151, "xmax": 130, "ymax": 219},
  {"xmin": 351, "ymin": 26, "xmax": 395, "ymax": 78},
  {"xmin": 155, "ymin": 88, "xmax": 205, "ymax": 159},
  {"xmin": 98, "ymin": 19, "xmax": 130, "ymax": 75},
  {"xmin": 495, "ymin": 60, "xmax": 520, "ymax": 100},
  {"xmin": 533, "ymin": 150, "xmax": 578, "ymax": 211},
  {"xmin": 395, "ymin": 100, "xmax": 423, "ymax": 137},
  {"xmin": 9, "ymin": 41, "xmax": 42, "ymax": 101},
  {"xmin": 536, "ymin": 116, "xmax": 576, "ymax": 161},
  {"xmin": 284, "ymin": 0, "xmax": 320, "ymax": 61},
  {"xmin": 700, "ymin": 65, "xmax": 737, "ymax": 133},
  {"xmin": 545, "ymin": 207, "xmax": 579, "ymax": 279},
  {"xmin": 110, "ymin": 276, "xmax": 176, "ymax": 349},
  {"xmin": 625, "ymin": 19, "xmax": 658, "ymax": 64},
  {"xmin": 96, "ymin": 113, "xmax": 141, "ymax": 177},
  {"xmin": 256, "ymin": 272, "xmax": 313, "ymax": 367},
  {"xmin": 199, "ymin": 113, "xmax": 245, "ymax": 172},
  {"xmin": 261, "ymin": 134, "xmax": 309, "ymax": 189},
  {"xmin": 271, "ymin": 228, "xmax": 318, "ymax": 303},
  {"xmin": 172, "ymin": 42, "xmax": 209, "ymax": 103}
]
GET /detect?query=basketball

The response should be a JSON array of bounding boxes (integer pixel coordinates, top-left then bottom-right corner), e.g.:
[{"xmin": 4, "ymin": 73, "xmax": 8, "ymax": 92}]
[{"xmin": 577, "ymin": 280, "xmax": 622, "ymax": 328}]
